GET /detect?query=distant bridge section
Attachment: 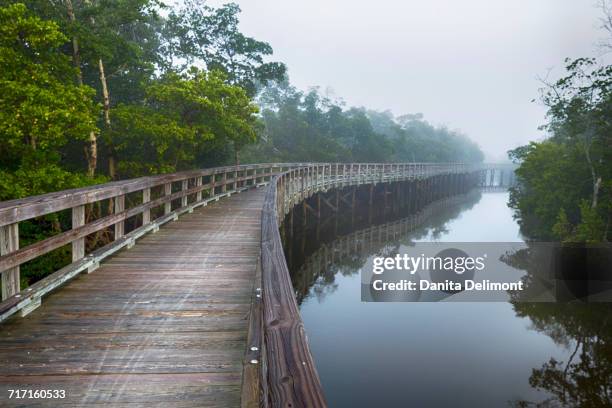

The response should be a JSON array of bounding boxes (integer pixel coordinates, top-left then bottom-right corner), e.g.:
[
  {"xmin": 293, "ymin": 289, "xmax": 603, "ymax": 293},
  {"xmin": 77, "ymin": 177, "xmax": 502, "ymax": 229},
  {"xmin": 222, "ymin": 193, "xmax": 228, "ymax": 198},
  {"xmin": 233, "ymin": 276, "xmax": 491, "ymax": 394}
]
[{"xmin": 478, "ymin": 163, "xmax": 518, "ymax": 188}]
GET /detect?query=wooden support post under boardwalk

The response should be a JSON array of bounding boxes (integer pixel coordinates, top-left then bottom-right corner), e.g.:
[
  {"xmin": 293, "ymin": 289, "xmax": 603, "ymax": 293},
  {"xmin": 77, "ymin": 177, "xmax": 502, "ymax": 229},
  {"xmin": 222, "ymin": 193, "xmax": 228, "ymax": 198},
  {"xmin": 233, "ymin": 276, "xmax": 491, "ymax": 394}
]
[
  {"xmin": 1, "ymin": 223, "xmax": 19, "ymax": 300},
  {"xmin": 302, "ymin": 201, "xmax": 307, "ymax": 228}
]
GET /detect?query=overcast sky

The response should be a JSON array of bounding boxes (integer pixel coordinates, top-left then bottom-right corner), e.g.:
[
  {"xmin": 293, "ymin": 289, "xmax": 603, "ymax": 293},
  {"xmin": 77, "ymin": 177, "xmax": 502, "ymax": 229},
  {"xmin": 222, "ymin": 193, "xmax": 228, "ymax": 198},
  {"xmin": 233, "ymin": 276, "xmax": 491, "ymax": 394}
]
[{"xmin": 209, "ymin": 0, "xmax": 608, "ymax": 161}]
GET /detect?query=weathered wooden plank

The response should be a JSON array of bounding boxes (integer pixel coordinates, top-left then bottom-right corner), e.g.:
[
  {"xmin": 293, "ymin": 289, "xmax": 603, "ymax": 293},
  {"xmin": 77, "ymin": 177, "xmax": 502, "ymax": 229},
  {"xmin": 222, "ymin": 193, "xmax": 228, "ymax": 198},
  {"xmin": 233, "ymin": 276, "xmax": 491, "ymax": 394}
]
[
  {"xmin": 0, "ymin": 373, "xmax": 242, "ymax": 407},
  {"xmin": 241, "ymin": 256, "xmax": 265, "ymax": 408}
]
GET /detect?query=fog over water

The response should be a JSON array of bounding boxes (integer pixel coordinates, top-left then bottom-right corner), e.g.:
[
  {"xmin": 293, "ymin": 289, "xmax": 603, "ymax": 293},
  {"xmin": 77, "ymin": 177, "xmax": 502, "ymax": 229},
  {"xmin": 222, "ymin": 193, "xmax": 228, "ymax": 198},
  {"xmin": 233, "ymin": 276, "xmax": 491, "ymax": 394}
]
[{"xmin": 208, "ymin": 0, "xmax": 609, "ymax": 161}]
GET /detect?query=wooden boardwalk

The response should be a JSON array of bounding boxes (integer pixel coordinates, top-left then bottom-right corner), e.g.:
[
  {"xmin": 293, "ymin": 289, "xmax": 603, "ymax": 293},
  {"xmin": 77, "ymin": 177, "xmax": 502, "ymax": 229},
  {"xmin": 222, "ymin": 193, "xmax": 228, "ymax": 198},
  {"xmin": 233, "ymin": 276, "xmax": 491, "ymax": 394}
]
[
  {"xmin": 0, "ymin": 163, "xmax": 479, "ymax": 407},
  {"xmin": 0, "ymin": 188, "xmax": 265, "ymax": 407}
]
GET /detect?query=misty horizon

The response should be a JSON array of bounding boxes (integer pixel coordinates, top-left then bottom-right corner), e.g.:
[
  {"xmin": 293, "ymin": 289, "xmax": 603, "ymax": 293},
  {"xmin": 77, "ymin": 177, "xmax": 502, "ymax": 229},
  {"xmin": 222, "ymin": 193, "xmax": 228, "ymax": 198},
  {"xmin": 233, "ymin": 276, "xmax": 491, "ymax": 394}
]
[{"xmin": 207, "ymin": 0, "xmax": 612, "ymax": 162}]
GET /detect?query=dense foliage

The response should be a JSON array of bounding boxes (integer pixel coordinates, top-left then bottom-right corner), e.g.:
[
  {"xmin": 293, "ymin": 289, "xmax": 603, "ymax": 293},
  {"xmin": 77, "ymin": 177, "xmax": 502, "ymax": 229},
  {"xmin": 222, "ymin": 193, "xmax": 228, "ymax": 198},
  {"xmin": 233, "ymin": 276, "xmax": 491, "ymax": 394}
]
[
  {"xmin": 509, "ymin": 58, "xmax": 611, "ymax": 242},
  {"xmin": 0, "ymin": 4, "xmax": 100, "ymax": 200}
]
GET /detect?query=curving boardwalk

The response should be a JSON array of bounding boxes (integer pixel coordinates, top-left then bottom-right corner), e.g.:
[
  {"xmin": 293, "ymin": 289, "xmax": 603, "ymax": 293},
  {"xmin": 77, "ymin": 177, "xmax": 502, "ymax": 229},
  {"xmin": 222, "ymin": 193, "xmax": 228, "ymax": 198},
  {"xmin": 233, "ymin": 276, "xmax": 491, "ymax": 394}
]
[
  {"xmin": 0, "ymin": 163, "xmax": 491, "ymax": 407},
  {"xmin": 0, "ymin": 188, "xmax": 265, "ymax": 407}
]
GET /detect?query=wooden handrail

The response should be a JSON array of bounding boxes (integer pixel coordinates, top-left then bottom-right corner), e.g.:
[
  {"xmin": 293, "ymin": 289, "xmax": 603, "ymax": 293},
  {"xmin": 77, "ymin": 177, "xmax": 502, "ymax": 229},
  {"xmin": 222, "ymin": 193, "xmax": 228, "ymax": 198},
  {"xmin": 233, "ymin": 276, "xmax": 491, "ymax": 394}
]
[
  {"xmin": 0, "ymin": 163, "xmax": 289, "ymax": 312},
  {"xmin": 0, "ymin": 163, "xmax": 293, "ymax": 226}
]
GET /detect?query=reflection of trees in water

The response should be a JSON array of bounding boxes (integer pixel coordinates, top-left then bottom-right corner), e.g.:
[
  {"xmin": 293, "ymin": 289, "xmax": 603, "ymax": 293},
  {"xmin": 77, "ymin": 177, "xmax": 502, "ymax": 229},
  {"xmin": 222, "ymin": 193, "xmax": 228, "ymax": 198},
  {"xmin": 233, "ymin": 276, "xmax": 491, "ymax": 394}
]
[
  {"xmin": 503, "ymin": 246, "xmax": 612, "ymax": 407},
  {"xmin": 287, "ymin": 190, "xmax": 482, "ymax": 304},
  {"xmin": 511, "ymin": 303, "xmax": 612, "ymax": 407}
]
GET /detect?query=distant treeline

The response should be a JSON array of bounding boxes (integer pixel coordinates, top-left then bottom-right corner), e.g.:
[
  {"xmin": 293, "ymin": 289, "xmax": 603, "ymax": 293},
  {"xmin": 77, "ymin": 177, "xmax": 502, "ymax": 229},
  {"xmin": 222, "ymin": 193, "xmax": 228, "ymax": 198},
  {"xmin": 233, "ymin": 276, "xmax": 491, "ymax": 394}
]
[{"xmin": 243, "ymin": 83, "xmax": 484, "ymax": 164}]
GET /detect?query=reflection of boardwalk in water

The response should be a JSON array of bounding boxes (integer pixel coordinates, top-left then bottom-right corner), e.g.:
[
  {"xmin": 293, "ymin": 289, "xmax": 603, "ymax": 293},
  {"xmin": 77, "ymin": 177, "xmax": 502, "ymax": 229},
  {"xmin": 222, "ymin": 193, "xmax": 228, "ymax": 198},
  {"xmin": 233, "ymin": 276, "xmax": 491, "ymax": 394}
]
[{"xmin": 288, "ymin": 191, "xmax": 482, "ymax": 304}]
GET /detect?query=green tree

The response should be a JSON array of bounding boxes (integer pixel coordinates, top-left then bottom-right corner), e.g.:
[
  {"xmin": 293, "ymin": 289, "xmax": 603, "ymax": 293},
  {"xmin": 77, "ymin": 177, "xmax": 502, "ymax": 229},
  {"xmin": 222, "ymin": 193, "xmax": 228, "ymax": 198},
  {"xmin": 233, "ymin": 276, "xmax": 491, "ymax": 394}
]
[
  {"xmin": 107, "ymin": 69, "xmax": 259, "ymax": 178},
  {"xmin": 163, "ymin": 1, "xmax": 286, "ymax": 96},
  {"xmin": 0, "ymin": 3, "xmax": 98, "ymax": 200},
  {"xmin": 509, "ymin": 58, "xmax": 611, "ymax": 242}
]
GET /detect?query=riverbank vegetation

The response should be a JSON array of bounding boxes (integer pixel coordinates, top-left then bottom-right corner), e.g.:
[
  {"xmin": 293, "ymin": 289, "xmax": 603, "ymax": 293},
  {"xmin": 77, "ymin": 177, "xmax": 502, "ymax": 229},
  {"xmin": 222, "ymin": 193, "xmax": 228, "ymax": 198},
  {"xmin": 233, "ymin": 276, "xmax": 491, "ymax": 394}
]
[{"xmin": 508, "ymin": 5, "xmax": 611, "ymax": 242}]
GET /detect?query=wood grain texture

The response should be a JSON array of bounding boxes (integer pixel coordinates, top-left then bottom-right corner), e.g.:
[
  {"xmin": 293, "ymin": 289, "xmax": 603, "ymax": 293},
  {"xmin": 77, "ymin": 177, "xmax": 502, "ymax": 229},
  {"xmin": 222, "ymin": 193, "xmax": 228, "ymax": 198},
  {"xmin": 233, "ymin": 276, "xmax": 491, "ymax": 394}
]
[
  {"xmin": 0, "ymin": 188, "xmax": 266, "ymax": 407},
  {"xmin": 261, "ymin": 183, "xmax": 328, "ymax": 408}
]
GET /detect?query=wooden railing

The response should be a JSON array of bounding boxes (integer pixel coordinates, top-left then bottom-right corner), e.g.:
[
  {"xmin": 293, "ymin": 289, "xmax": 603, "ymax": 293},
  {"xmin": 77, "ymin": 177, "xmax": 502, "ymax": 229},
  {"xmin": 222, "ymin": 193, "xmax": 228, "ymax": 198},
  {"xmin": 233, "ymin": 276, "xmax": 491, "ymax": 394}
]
[
  {"xmin": 257, "ymin": 162, "xmax": 473, "ymax": 407},
  {"xmin": 0, "ymin": 163, "xmax": 309, "ymax": 321}
]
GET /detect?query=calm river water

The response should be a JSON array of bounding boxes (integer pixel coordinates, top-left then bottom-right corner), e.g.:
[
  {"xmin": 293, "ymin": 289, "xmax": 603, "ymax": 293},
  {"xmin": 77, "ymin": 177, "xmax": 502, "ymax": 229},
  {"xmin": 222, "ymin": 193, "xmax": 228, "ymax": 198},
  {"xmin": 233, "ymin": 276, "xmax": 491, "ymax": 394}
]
[{"xmin": 286, "ymin": 190, "xmax": 611, "ymax": 407}]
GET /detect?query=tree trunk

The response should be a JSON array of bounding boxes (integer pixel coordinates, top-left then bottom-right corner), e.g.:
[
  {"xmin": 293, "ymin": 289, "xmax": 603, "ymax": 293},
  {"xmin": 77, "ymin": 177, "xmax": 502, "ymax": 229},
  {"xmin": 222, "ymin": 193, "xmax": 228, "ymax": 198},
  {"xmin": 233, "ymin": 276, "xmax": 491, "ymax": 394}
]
[
  {"xmin": 108, "ymin": 155, "xmax": 117, "ymax": 180},
  {"xmin": 592, "ymin": 176, "xmax": 602, "ymax": 209},
  {"xmin": 66, "ymin": 0, "xmax": 98, "ymax": 177},
  {"xmin": 98, "ymin": 59, "xmax": 111, "ymax": 127},
  {"xmin": 582, "ymin": 130, "xmax": 600, "ymax": 209},
  {"xmin": 97, "ymin": 58, "xmax": 118, "ymax": 179},
  {"xmin": 65, "ymin": 0, "xmax": 82, "ymax": 86},
  {"xmin": 234, "ymin": 143, "xmax": 240, "ymax": 166}
]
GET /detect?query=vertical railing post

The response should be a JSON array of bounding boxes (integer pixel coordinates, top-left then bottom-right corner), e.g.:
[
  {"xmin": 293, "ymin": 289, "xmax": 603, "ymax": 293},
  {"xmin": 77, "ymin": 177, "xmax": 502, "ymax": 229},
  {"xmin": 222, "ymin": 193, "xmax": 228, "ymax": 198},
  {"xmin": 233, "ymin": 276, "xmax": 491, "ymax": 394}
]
[
  {"xmin": 164, "ymin": 183, "xmax": 172, "ymax": 214},
  {"xmin": 321, "ymin": 164, "xmax": 326, "ymax": 189},
  {"xmin": 196, "ymin": 176, "xmax": 203, "ymax": 202},
  {"xmin": 335, "ymin": 163, "xmax": 339, "ymax": 186},
  {"xmin": 288, "ymin": 170, "xmax": 292, "ymax": 203},
  {"xmin": 114, "ymin": 195, "xmax": 125, "ymax": 239},
  {"xmin": 1, "ymin": 223, "xmax": 20, "ymax": 300},
  {"xmin": 211, "ymin": 172, "xmax": 216, "ymax": 197},
  {"xmin": 181, "ymin": 179, "xmax": 188, "ymax": 208},
  {"xmin": 142, "ymin": 188, "xmax": 151, "ymax": 225},
  {"xmin": 222, "ymin": 170, "xmax": 227, "ymax": 193},
  {"xmin": 300, "ymin": 168, "xmax": 305, "ymax": 200},
  {"xmin": 72, "ymin": 205, "xmax": 85, "ymax": 262}
]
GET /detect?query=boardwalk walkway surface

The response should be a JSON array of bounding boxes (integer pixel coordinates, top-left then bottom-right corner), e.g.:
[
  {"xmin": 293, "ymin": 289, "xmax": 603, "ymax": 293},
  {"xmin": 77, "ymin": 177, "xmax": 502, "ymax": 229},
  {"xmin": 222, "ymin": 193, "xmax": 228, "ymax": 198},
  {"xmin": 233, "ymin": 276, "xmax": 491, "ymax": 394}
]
[{"xmin": 0, "ymin": 188, "xmax": 265, "ymax": 407}]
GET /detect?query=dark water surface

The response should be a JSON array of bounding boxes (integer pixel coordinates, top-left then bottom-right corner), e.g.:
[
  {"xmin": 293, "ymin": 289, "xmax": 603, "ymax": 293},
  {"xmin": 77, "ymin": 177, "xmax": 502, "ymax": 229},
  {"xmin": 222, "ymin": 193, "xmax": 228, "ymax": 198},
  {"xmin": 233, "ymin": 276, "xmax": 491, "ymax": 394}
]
[{"xmin": 285, "ymin": 190, "xmax": 612, "ymax": 407}]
